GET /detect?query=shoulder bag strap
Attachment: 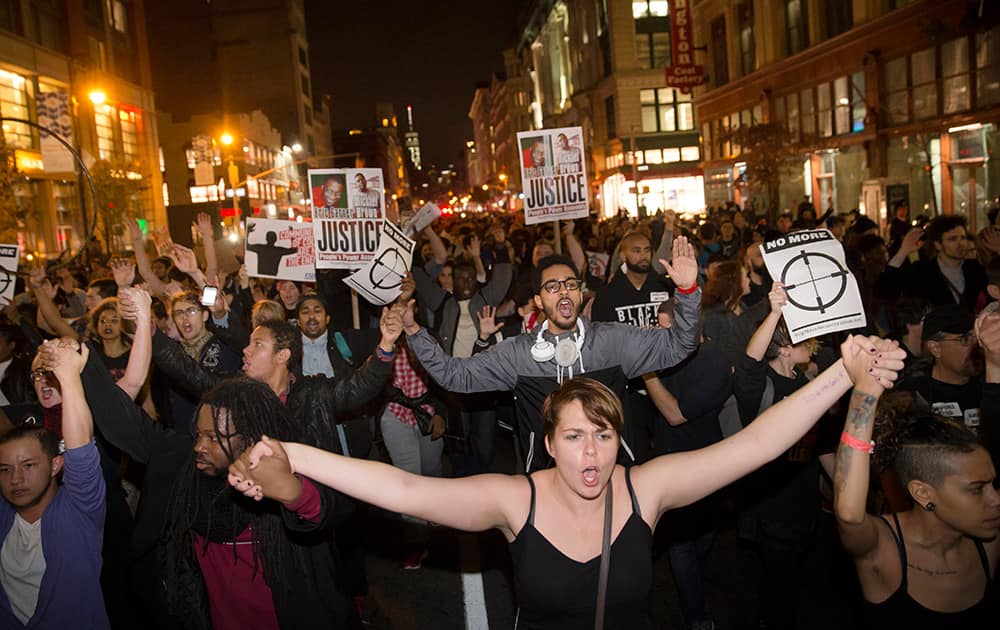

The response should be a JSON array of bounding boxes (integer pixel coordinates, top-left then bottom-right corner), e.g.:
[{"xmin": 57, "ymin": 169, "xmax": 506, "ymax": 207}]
[{"xmin": 594, "ymin": 478, "xmax": 613, "ymax": 630}]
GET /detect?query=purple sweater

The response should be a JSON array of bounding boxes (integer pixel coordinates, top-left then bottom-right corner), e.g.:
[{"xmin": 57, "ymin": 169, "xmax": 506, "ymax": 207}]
[{"xmin": 0, "ymin": 441, "xmax": 108, "ymax": 629}]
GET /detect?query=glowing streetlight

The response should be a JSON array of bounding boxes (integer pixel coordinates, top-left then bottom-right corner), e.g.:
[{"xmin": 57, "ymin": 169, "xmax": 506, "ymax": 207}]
[
  {"xmin": 220, "ymin": 133, "xmax": 234, "ymax": 146},
  {"xmin": 498, "ymin": 173, "xmax": 507, "ymax": 182},
  {"xmin": 291, "ymin": 142, "xmax": 303, "ymax": 153},
  {"xmin": 481, "ymin": 184, "xmax": 489, "ymax": 191},
  {"xmin": 88, "ymin": 90, "xmax": 106, "ymax": 105}
]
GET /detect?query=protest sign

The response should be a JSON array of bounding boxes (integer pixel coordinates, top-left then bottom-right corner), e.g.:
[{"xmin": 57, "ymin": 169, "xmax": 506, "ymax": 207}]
[
  {"xmin": 309, "ymin": 168, "xmax": 385, "ymax": 269},
  {"xmin": 343, "ymin": 220, "xmax": 414, "ymax": 306},
  {"xmin": 0, "ymin": 245, "xmax": 19, "ymax": 305},
  {"xmin": 245, "ymin": 218, "xmax": 315, "ymax": 282},
  {"xmin": 403, "ymin": 202, "xmax": 442, "ymax": 237},
  {"xmin": 517, "ymin": 126, "xmax": 589, "ymax": 225},
  {"xmin": 761, "ymin": 229, "xmax": 865, "ymax": 343},
  {"xmin": 585, "ymin": 250, "xmax": 609, "ymax": 280}
]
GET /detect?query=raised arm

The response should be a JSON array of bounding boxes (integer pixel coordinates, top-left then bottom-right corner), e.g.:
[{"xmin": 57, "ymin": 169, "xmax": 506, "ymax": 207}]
[
  {"xmin": 833, "ymin": 377, "xmax": 889, "ymax": 558},
  {"xmin": 194, "ymin": 212, "xmax": 219, "ymax": 281},
  {"xmin": 29, "ymin": 268, "xmax": 77, "ymax": 339},
  {"xmin": 127, "ymin": 218, "xmax": 172, "ymax": 298},
  {"xmin": 632, "ymin": 335, "xmax": 904, "ymax": 520},
  {"xmin": 424, "ymin": 225, "xmax": 449, "ymax": 265},
  {"xmin": 746, "ymin": 283, "xmax": 786, "ymax": 361},
  {"xmin": 651, "ymin": 210, "xmax": 675, "ymax": 275},
  {"xmin": 42, "ymin": 340, "xmax": 93, "ymax": 449},
  {"xmin": 167, "ymin": 243, "xmax": 207, "ymax": 289},
  {"xmin": 230, "ymin": 436, "xmax": 522, "ymax": 535},
  {"xmin": 115, "ymin": 287, "xmax": 152, "ymax": 400},
  {"xmin": 329, "ymin": 305, "xmax": 400, "ymax": 413},
  {"xmin": 562, "ymin": 221, "xmax": 587, "ymax": 275}
]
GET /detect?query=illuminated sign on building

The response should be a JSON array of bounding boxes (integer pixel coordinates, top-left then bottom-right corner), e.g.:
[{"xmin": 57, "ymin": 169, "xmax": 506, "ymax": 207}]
[
  {"xmin": 665, "ymin": 0, "xmax": 706, "ymax": 93},
  {"xmin": 14, "ymin": 150, "xmax": 45, "ymax": 173}
]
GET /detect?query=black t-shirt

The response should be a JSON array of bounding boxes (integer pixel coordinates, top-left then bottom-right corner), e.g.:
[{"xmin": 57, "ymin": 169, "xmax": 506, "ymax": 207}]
[
  {"xmin": 591, "ymin": 270, "xmax": 675, "ymax": 328},
  {"xmin": 653, "ymin": 339, "xmax": 731, "ymax": 454},
  {"xmin": 902, "ymin": 374, "xmax": 983, "ymax": 430}
]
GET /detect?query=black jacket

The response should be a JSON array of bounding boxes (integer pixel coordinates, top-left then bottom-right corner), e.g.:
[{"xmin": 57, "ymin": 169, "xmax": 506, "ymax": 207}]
[
  {"xmin": 878, "ymin": 258, "xmax": 987, "ymax": 310},
  {"xmin": 80, "ymin": 353, "xmax": 357, "ymax": 629}
]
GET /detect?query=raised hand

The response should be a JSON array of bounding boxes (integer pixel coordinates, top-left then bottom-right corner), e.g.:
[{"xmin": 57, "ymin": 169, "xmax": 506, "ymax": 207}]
[
  {"xmin": 840, "ymin": 335, "xmax": 905, "ymax": 394},
  {"xmin": 660, "ymin": 236, "xmax": 698, "ymax": 290},
  {"xmin": 768, "ymin": 282, "xmax": 788, "ymax": 314},
  {"xmin": 468, "ymin": 234, "xmax": 481, "ymax": 257},
  {"xmin": 127, "ymin": 217, "xmax": 143, "ymax": 243},
  {"xmin": 110, "ymin": 258, "xmax": 136, "ymax": 288},
  {"xmin": 194, "ymin": 212, "xmax": 214, "ymax": 239},
  {"xmin": 238, "ymin": 264, "xmax": 250, "ymax": 289},
  {"xmin": 401, "ymin": 299, "xmax": 419, "ymax": 335},
  {"xmin": 118, "ymin": 287, "xmax": 152, "ymax": 322},
  {"xmin": 167, "ymin": 244, "xmax": 200, "ymax": 275},
  {"xmin": 398, "ymin": 271, "xmax": 416, "ymax": 303},
  {"xmin": 561, "ymin": 220, "xmax": 575, "ymax": 238},
  {"xmin": 477, "ymin": 305, "xmax": 503, "ymax": 339},
  {"xmin": 663, "ymin": 209, "xmax": 676, "ymax": 231},
  {"xmin": 980, "ymin": 227, "xmax": 1000, "ymax": 255},
  {"xmin": 380, "ymin": 305, "xmax": 404, "ymax": 349},
  {"xmin": 39, "ymin": 338, "xmax": 89, "ymax": 380},
  {"xmin": 899, "ymin": 228, "xmax": 924, "ymax": 257}
]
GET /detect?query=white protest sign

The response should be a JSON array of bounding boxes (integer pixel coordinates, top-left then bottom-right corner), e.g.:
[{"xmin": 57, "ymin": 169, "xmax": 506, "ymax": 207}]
[
  {"xmin": 517, "ymin": 126, "xmax": 589, "ymax": 225},
  {"xmin": 761, "ymin": 229, "xmax": 865, "ymax": 343},
  {"xmin": 309, "ymin": 168, "xmax": 385, "ymax": 269},
  {"xmin": 0, "ymin": 245, "xmax": 19, "ymax": 305},
  {"xmin": 245, "ymin": 218, "xmax": 315, "ymax": 282},
  {"xmin": 403, "ymin": 202, "xmax": 442, "ymax": 237},
  {"xmin": 343, "ymin": 221, "xmax": 415, "ymax": 306}
]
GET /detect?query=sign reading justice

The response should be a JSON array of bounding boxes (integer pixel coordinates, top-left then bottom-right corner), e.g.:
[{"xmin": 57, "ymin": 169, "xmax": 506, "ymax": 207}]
[{"xmin": 309, "ymin": 168, "xmax": 386, "ymax": 269}]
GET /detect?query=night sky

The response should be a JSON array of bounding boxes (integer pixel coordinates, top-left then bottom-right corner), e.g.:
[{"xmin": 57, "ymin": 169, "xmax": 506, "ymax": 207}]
[{"xmin": 305, "ymin": 0, "xmax": 525, "ymax": 167}]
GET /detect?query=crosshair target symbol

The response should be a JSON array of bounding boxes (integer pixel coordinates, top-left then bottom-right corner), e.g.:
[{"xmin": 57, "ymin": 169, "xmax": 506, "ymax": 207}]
[
  {"xmin": 780, "ymin": 251, "xmax": 850, "ymax": 314},
  {"xmin": 369, "ymin": 249, "xmax": 407, "ymax": 290},
  {"xmin": 0, "ymin": 265, "xmax": 12, "ymax": 300}
]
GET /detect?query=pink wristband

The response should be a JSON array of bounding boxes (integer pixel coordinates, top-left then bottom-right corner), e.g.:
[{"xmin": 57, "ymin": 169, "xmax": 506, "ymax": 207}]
[{"xmin": 841, "ymin": 431, "xmax": 874, "ymax": 454}]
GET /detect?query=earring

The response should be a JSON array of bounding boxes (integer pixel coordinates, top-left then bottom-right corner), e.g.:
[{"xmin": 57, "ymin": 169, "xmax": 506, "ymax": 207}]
[{"xmin": 923, "ymin": 502, "xmax": 936, "ymax": 512}]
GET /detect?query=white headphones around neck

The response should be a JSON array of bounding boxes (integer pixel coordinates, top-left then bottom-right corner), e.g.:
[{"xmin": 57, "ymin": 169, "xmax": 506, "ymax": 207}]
[{"xmin": 530, "ymin": 319, "xmax": 586, "ymax": 382}]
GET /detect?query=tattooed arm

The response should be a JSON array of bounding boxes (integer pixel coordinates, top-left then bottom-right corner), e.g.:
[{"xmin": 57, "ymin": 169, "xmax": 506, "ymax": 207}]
[{"xmin": 833, "ymin": 338, "xmax": 898, "ymax": 558}]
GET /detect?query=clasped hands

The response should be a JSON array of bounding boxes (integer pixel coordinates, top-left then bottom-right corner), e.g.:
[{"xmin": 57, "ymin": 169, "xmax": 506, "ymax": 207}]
[{"xmin": 227, "ymin": 435, "xmax": 301, "ymax": 504}]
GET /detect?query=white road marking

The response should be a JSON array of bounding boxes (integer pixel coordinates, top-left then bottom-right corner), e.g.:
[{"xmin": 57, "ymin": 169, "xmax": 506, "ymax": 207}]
[{"xmin": 460, "ymin": 533, "xmax": 490, "ymax": 629}]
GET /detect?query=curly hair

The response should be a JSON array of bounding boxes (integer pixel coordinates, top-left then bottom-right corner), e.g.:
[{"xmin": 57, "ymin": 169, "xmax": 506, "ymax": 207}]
[{"xmin": 88, "ymin": 297, "xmax": 135, "ymax": 341}]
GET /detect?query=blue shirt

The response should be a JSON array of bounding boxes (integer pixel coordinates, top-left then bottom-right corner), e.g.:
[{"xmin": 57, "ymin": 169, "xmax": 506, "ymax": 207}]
[{"xmin": 302, "ymin": 332, "xmax": 334, "ymax": 377}]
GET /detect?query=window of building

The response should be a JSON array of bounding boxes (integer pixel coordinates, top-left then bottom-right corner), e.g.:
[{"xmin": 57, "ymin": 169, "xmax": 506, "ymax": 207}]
[
  {"xmin": 911, "ymin": 48, "xmax": 937, "ymax": 120},
  {"xmin": 786, "ymin": 93, "xmax": 800, "ymax": 142},
  {"xmin": 640, "ymin": 88, "xmax": 694, "ymax": 133},
  {"xmin": 33, "ymin": 0, "xmax": 66, "ymax": 52},
  {"xmin": 738, "ymin": 3, "xmax": 755, "ymax": 76},
  {"xmin": 711, "ymin": 16, "xmax": 729, "ymax": 86},
  {"xmin": 850, "ymin": 71, "xmax": 866, "ymax": 132},
  {"xmin": 978, "ymin": 27, "xmax": 1000, "ymax": 106},
  {"xmin": 885, "ymin": 56, "xmax": 909, "ymax": 125},
  {"xmin": 111, "ymin": 0, "xmax": 126, "ymax": 32},
  {"xmin": 95, "ymin": 106, "xmax": 116, "ymax": 159},
  {"xmin": 119, "ymin": 109, "xmax": 139, "ymax": 160},
  {"xmin": 800, "ymin": 87, "xmax": 815, "ymax": 137},
  {"xmin": 634, "ymin": 1, "xmax": 670, "ymax": 70},
  {"xmin": 729, "ymin": 113, "xmax": 741, "ymax": 153},
  {"xmin": 662, "ymin": 148, "xmax": 680, "ymax": 163},
  {"xmin": 820, "ymin": 0, "xmax": 852, "ymax": 40},
  {"xmin": 773, "ymin": 97, "xmax": 786, "ymax": 124},
  {"xmin": 941, "ymin": 37, "xmax": 970, "ymax": 114},
  {"xmin": 816, "ymin": 82, "xmax": 833, "ymax": 137},
  {"xmin": 785, "ymin": 0, "xmax": 808, "ymax": 56},
  {"xmin": 298, "ymin": 46, "xmax": 308, "ymax": 67},
  {"xmin": 301, "ymin": 74, "xmax": 310, "ymax": 98},
  {"xmin": 599, "ymin": 0, "xmax": 612, "ymax": 77},
  {"xmin": 0, "ymin": 69, "xmax": 33, "ymax": 149},
  {"xmin": 833, "ymin": 76, "xmax": 850, "ymax": 134},
  {"xmin": 605, "ymin": 95, "xmax": 616, "ymax": 139},
  {"xmin": 680, "ymin": 146, "xmax": 700, "ymax": 161},
  {"xmin": 304, "ymin": 104, "xmax": 312, "ymax": 125},
  {"xmin": 644, "ymin": 149, "xmax": 663, "ymax": 164},
  {"xmin": 702, "ymin": 123, "xmax": 712, "ymax": 160},
  {"xmin": 0, "ymin": 0, "xmax": 22, "ymax": 35}
]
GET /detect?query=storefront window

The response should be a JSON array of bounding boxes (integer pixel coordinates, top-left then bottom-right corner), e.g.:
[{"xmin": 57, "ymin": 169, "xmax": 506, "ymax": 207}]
[
  {"xmin": 885, "ymin": 57, "xmax": 909, "ymax": 125},
  {"xmin": 0, "ymin": 69, "xmax": 34, "ymax": 149},
  {"xmin": 976, "ymin": 27, "xmax": 1000, "ymax": 107},
  {"xmin": 941, "ymin": 37, "xmax": 970, "ymax": 114}
]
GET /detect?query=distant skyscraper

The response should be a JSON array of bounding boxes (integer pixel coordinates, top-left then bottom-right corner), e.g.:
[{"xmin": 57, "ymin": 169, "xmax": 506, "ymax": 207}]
[{"xmin": 404, "ymin": 105, "xmax": 422, "ymax": 170}]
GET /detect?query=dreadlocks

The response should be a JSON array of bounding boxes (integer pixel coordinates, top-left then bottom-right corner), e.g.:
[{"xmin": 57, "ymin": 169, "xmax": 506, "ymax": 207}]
[{"xmin": 162, "ymin": 377, "xmax": 303, "ymax": 608}]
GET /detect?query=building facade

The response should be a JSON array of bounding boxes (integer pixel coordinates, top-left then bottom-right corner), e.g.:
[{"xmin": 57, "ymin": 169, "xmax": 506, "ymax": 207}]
[
  {"xmin": 0, "ymin": 0, "xmax": 165, "ymax": 258},
  {"xmin": 693, "ymin": 0, "xmax": 1000, "ymax": 230},
  {"xmin": 517, "ymin": 0, "xmax": 706, "ymax": 218},
  {"xmin": 468, "ymin": 84, "xmax": 493, "ymax": 188}
]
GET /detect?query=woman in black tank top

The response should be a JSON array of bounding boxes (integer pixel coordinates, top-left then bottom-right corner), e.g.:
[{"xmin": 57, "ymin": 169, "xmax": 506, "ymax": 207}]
[
  {"xmin": 834, "ymin": 389, "xmax": 1000, "ymax": 629},
  {"xmin": 228, "ymin": 334, "xmax": 904, "ymax": 628}
]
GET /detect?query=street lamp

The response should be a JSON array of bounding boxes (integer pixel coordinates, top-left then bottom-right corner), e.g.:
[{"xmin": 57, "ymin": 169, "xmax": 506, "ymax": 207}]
[
  {"xmin": 220, "ymin": 132, "xmax": 234, "ymax": 146},
  {"xmin": 291, "ymin": 142, "xmax": 303, "ymax": 153},
  {"xmin": 88, "ymin": 90, "xmax": 106, "ymax": 105}
]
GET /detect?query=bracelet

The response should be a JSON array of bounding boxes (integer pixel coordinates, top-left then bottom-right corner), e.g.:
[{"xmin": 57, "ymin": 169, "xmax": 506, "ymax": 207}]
[
  {"xmin": 675, "ymin": 283, "xmax": 698, "ymax": 295},
  {"xmin": 840, "ymin": 431, "xmax": 875, "ymax": 454},
  {"xmin": 376, "ymin": 346, "xmax": 395, "ymax": 361}
]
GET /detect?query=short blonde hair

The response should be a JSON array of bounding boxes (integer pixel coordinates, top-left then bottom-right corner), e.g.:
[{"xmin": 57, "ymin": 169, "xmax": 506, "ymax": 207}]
[{"xmin": 251, "ymin": 299, "xmax": 285, "ymax": 328}]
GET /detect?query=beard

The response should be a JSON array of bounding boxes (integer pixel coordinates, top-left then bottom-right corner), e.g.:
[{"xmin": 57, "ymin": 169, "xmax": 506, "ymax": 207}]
[{"xmin": 625, "ymin": 260, "xmax": 650, "ymax": 274}]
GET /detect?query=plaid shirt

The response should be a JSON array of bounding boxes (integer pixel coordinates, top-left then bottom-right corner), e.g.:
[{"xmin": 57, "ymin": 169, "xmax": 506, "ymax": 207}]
[{"xmin": 386, "ymin": 343, "xmax": 435, "ymax": 427}]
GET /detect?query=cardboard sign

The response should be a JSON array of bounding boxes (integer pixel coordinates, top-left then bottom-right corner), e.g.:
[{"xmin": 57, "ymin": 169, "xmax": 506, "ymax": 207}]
[
  {"xmin": 343, "ymin": 220, "xmax": 414, "ymax": 306},
  {"xmin": 309, "ymin": 168, "xmax": 385, "ymax": 269},
  {"xmin": 761, "ymin": 229, "xmax": 865, "ymax": 343},
  {"xmin": 245, "ymin": 218, "xmax": 315, "ymax": 282},
  {"xmin": 0, "ymin": 245, "xmax": 19, "ymax": 305},
  {"xmin": 403, "ymin": 202, "xmax": 442, "ymax": 237},
  {"xmin": 516, "ymin": 126, "xmax": 589, "ymax": 225}
]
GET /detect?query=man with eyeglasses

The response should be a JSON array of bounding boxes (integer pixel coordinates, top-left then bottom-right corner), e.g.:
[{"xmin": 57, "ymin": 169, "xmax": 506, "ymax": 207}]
[
  {"xmin": 157, "ymin": 291, "xmax": 241, "ymax": 433},
  {"xmin": 402, "ymin": 237, "xmax": 701, "ymax": 472},
  {"xmin": 901, "ymin": 305, "xmax": 984, "ymax": 430}
]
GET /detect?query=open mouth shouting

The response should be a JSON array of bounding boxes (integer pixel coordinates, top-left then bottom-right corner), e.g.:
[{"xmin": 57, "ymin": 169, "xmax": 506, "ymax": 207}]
[
  {"xmin": 582, "ymin": 465, "xmax": 600, "ymax": 487},
  {"xmin": 557, "ymin": 298, "xmax": 575, "ymax": 319}
]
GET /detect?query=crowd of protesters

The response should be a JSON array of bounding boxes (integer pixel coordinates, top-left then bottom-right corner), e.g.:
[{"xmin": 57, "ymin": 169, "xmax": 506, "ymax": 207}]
[{"xmin": 0, "ymin": 198, "xmax": 998, "ymax": 629}]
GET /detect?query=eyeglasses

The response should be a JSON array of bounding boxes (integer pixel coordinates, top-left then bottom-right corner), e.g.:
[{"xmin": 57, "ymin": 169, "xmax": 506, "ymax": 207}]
[
  {"xmin": 172, "ymin": 306, "xmax": 202, "ymax": 319},
  {"xmin": 541, "ymin": 278, "xmax": 582, "ymax": 294},
  {"xmin": 937, "ymin": 332, "xmax": 975, "ymax": 346},
  {"xmin": 29, "ymin": 369, "xmax": 52, "ymax": 384}
]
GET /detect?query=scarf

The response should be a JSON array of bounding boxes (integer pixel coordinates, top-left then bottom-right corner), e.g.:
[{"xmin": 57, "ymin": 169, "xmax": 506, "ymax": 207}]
[{"xmin": 179, "ymin": 329, "xmax": 213, "ymax": 362}]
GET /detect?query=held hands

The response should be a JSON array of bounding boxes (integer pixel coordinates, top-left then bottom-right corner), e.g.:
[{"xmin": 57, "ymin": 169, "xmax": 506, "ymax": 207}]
[
  {"xmin": 380, "ymin": 304, "xmax": 404, "ymax": 349},
  {"xmin": 398, "ymin": 272, "xmax": 416, "ymax": 303},
  {"xmin": 477, "ymin": 305, "xmax": 502, "ymax": 340},
  {"xmin": 659, "ymin": 236, "xmax": 698, "ymax": 290},
  {"xmin": 401, "ymin": 299, "xmax": 420, "ymax": 335},
  {"xmin": 118, "ymin": 287, "xmax": 152, "ymax": 323},
  {"xmin": 38, "ymin": 337, "xmax": 89, "ymax": 380},
  {"xmin": 840, "ymin": 335, "xmax": 905, "ymax": 395},
  {"xmin": 768, "ymin": 282, "xmax": 788, "ymax": 315},
  {"xmin": 227, "ymin": 436, "xmax": 300, "ymax": 503}
]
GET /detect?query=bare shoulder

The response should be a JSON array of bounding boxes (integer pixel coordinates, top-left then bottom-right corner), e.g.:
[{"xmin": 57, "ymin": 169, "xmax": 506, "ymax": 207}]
[{"xmin": 479, "ymin": 473, "xmax": 532, "ymax": 541}]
